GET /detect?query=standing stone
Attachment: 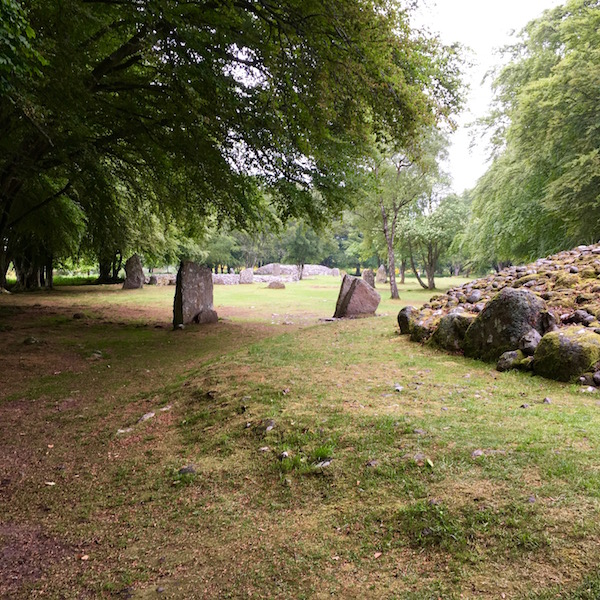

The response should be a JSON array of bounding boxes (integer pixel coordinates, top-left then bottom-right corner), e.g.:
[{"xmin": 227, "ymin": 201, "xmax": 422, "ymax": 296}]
[
  {"xmin": 376, "ymin": 265, "xmax": 387, "ymax": 284},
  {"xmin": 239, "ymin": 268, "xmax": 254, "ymax": 284},
  {"xmin": 332, "ymin": 268, "xmax": 340, "ymax": 277},
  {"xmin": 173, "ymin": 262, "xmax": 218, "ymax": 328},
  {"xmin": 362, "ymin": 268, "xmax": 375, "ymax": 288},
  {"xmin": 334, "ymin": 275, "xmax": 380, "ymax": 318},
  {"xmin": 272, "ymin": 263, "xmax": 281, "ymax": 277},
  {"xmin": 122, "ymin": 254, "xmax": 144, "ymax": 289}
]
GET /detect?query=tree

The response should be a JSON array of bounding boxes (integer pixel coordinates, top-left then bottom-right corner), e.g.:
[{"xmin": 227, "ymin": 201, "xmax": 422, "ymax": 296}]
[
  {"xmin": 355, "ymin": 129, "xmax": 451, "ymax": 298},
  {"xmin": 0, "ymin": 0, "xmax": 463, "ymax": 290},
  {"xmin": 466, "ymin": 0, "xmax": 600, "ymax": 265},
  {"xmin": 282, "ymin": 220, "xmax": 336, "ymax": 279},
  {"xmin": 404, "ymin": 193, "xmax": 470, "ymax": 289}
]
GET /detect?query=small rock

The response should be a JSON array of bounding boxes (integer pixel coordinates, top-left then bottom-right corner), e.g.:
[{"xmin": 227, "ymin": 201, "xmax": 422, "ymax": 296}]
[
  {"xmin": 543, "ymin": 397, "xmax": 552, "ymax": 404},
  {"xmin": 138, "ymin": 412, "xmax": 155, "ymax": 423},
  {"xmin": 527, "ymin": 495, "xmax": 536, "ymax": 503},
  {"xmin": 581, "ymin": 386, "xmax": 597, "ymax": 394},
  {"xmin": 394, "ymin": 384, "xmax": 404, "ymax": 392},
  {"xmin": 116, "ymin": 428, "xmax": 133, "ymax": 435},
  {"xmin": 569, "ymin": 266, "xmax": 580, "ymax": 274},
  {"xmin": 279, "ymin": 451, "xmax": 290, "ymax": 460},
  {"xmin": 471, "ymin": 449, "xmax": 484, "ymax": 458},
  {"xmin": 73, "ymin": 313, "xmax": 85, "ymax": 319},
  {"xmin": 315, "ymin": 459, "xmax": 332, "ymax": 468},
  {"xmin": 23, "ymin": 336, "xmax": 40, "ymax": 345},
  {"xmin": 258, "ymin": 446, "xmax": 270, "ymax": 452},
  {"xmin": 520, "ymin": 403, "xmax": 530, "ymax": 409},
  {"xmin": 157, "ymin": 587, "xmax": 165, "ymax": 594},
  {"xmin": 413, "ymin": 452, "xmax": 427, "ymax": 463},
  {"xmin": 413, "ymin": 428, "xmax": 426, "ymax": 435},
  {"xmin": 178, "ymin": 465, "xmax": 196, "ymax": 475},
  {"xmin": 365, "ymin": 460, "xmax": 379, "ymax": 468},
  {"xmin": 265, "ymin": 420, "xmax": 276, "ymax": 432}
]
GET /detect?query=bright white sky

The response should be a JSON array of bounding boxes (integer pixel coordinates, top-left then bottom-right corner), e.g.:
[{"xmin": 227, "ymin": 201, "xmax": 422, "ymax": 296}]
[{"xmin": 412, "ymin": 0, "xmax": 565, "ymax": 193}]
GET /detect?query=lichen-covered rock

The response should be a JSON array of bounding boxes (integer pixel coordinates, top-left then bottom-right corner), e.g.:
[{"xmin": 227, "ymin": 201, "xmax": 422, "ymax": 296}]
[
  {"xmin": 430, "ymin": 311, "xmax": 476, "ymax": 352},
  {"xmin": 267, "ymin": 281, "xmax": 285, "ymax": 289},
  {"xmin": 334, "ymin": 275, "xmax": 380, "ymax": 318},
  {"xmin": 410, "ymin": 317, "xmax": 438, "ymax": 343},
  {"xmin": 122, "ymin": 254, "xmax": 144, "ymax": 289},
  {"xmin": 533, "ymin": 327, "xmax": 600, "ymax": 382},
  {"xmin": 497, "ymin": 350, "xmax": 526, "ymax": 372},
  {"xmin": 463, "ymin": 288, "xmax": 547, "ymax": 362},
  {"xmin": 397, "ymin": 306, "xmax": 417, "ymax": 335}
]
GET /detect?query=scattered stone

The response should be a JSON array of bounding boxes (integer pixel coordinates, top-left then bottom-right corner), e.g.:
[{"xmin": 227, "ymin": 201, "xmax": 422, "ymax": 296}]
[
  {"xmin": 122, "ymin": 254, "xmax": 145, "ymax": 289},
  {"xmin": 315, "ymin": 460, "xmax": 332, "ymax": 468},
  {"xmin": 527, "ymin": 495, "xmax": 536, "ymax": 503},
  {"xmin": 267, "ymin": 281, "xmax": 285, "ymax": 289},
  {"xmin": 365, "ymin": 460, "xmax": 379, "ymax": 468},
  {"xmin": 519, "ymin": 329, "xmax": 542, "ymax": 356},
  {"xmin": 279, "ymin": 451, "xmax": 289, "ymax": 460},
  {"xmin": 520, "ymin": 403, "xmax": 530, "ymax": 409},
  {"xmin": 543, "ymin": 397, "xmax": 552, "ymax": 404},
  {"xmin": 73, "ymin": 313, "xmax": 85, "ymax": 320},
  {"xmin": 471, "ymin": 449, "xmax": 484, "ymax": 458},
  {"xmin": 173, "ymin": 261, "xmax": 218, "ymax": 328},
  {"xmin": 178, "ymin": 465, "xmax": 196, "ymax": 475},
  {"xmin": 138, "ymin": 412, "xmax": 155, "ymax": 423},
  {"xmin": 23, "ymin": 336, "xmax": 40, "ymax": 345},
  {"xmin": 265, "ymin": 420, "xmax": 276, "ymax": 432},
  {"xmin": 376, "ymin": 265, "xmax": 387, "ymax": 284},
  {"xmin": 413, "ymin": 452, "xmax": 427, "ymax": 463},
  {"xmin": 362, "ymin": 268, "xmax": 375, "ymax": 288},
  {"xmin": 581, "ymin": 386, "xmax": 597, "ymax": 394},
  {"xmin": 413, "ymin": 428, "xmax": 426, "ymax": 435},
  {"xmin": 116, "ymin": 428, "xmax": 133, "ymax": 435},
  {"xmin": 497, "ymin": 350, "xmax": 526, "ymax": 372},
  {"xmin": 258, "ymin": 446, "xmax": 270, "ymax": 452},
  {"xmin": 394, "ymin": 384, "xmax": 404, "ymax": 392},
  {"xmin": 466, "ymin": 289, "xmax": 482, "ymax": 304},
  {"xmin": 239, "ymin": 268, "xmax": 254, "ymax": 284},
  {"xmin": 333, "ymin": 275, "xmax": 381, "ymax": 318}
]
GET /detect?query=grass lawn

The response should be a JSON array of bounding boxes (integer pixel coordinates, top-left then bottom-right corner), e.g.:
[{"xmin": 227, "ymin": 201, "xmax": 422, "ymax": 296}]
[{"xmin": 1, "ymin": 275, "xmax": 600, "ymax": 599}]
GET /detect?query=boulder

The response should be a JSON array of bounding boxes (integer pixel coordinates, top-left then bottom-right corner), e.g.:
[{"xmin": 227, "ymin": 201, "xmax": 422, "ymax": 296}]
[
  {"xmin": 122, "ymin": 254, "xmax": 144, "ymax": 289},
  {"xmin": 334, "ymin": 275, "xmax": 380, "ymax": 318},
  {"xmin": 376, "ymin": 265, "xmax": 387, "ymax": 284},
  {"xmin": 173, "ymin": 261, "xmax": 218, "ymax": 328},
  {"xmin": 534, "ymin": 327, "xmax": 600, "ymax": 382},
  {"xmin": 239, "ymin": 268, "xmax": 254, "ymax": 284},
  {"xmin": 362, "ymin": 269, "xmax": 375, "ymax": 288},
  {"xmin": 430, "ymin": 312, "xmax": 476, "ymax": 352},
  {"xmin": 497, "ymin": 350, "xmax": 526, "ymax": 372},
  {"xmin": 267, "ymin": 281, "xmax": 285, "ymax": 289},
  {"xmin": 519, "ymin": 329, "xmax": 542, "ymax": 356},
  {"xmin": 148, "ymin": 275, "xmax": 158, "ymax": 285},
  {"xmin": 463, "ymin": 288, "xmax": 547, "ymax": 362},
  {"xmin": 397, "ymin": 306, "xmax": 417, "ymax": 335}
]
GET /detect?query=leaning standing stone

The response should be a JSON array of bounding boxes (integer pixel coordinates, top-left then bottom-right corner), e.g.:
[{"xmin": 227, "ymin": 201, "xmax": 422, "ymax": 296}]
[
  {"xmin": 334, "ymin": 275, "xmax": 380, "ymax": 318},
  {"xmin": 173, "ymin": 261, "xmax": 218, "ymax": 328},
  {"xmin": 239, "ymin": 268, "xmax": 254, "ymax": 284},
  {"xmin": 362, "ymin": 268, "xmax": 375, "ymax": 288},
  {"xmin": 122, "ymin": 254, "xmax": 145, "ymax": 289}
]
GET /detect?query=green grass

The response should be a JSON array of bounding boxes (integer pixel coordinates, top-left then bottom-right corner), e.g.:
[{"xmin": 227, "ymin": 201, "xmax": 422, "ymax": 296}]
[{"xmin": 2, "ymin": 275, "xmax": 600, "ymax": 598}]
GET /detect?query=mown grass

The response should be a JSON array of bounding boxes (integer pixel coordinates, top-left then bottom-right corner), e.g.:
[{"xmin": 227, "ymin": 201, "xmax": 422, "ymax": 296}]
[{"xmin": 1, "ymin": 276, "xmax": 600, "ymax": 598}]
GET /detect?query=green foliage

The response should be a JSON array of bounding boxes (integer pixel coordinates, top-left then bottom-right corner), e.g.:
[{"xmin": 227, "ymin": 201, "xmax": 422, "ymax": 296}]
[
  {"xmin": 466, "ymin": 0, "xmax": 600, "ymax": 265},
  {"xmin": 282, "ymin": 220, "xmax": 336, "ymax": 277}
]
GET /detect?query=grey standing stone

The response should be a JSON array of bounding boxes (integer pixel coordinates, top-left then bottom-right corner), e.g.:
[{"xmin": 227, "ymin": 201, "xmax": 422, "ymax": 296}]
[
  {"xmin": 334, "ymin": 275, "xmax": 380, "ymax": 318},
  {"xmin": 173, "ymin": 261, "xmax": 218, "ymax": 328},
  {"xmin": 272, "ymin": 263, "xmax": 281, "ymax": 277},
  {"xmin": 362, "ymin": 268, "xmax": 375, "ymax": 288},
  {"xmin": 239, "ymin": 268, "xmax": 254, "ymax": 284},
  {"xmin": 122, "ymin": 254, "xmax": 144, "ymax": 289},
  {"xmin": 376, "ymin": 265, "xmax": 387, "ymax": 284}
]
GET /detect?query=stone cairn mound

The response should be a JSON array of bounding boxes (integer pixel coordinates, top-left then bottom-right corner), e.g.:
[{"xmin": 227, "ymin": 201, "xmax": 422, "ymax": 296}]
[{"xmin": 399, "ymin": 243, "xmax": 600, "ymax": 384}]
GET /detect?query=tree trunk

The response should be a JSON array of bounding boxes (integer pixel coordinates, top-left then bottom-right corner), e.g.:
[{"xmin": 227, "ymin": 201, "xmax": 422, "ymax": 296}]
[
  {"xmin": 379, "ymin": 200, "xmax": 399, "ymax": 299},
  {"xmin": 97, "ymin": 257, "xmax": 113, "ymax": 283},
  {"xmin": 425, "ymin": 264, "xmax": 436, "ymax": 289},
  {"xmin": 13, "ymin": 249, "xmax": 42, "ymax": 290},
  {"xmin": 45, "ymin": 254, "xmax": 54, "ymax": 289},
  {"xmin": 408, "ymin": 241, "xmax": 428, "ymax": 289},
  {"xmin": 112, "ymin": 251, "xmax": 123, "ymax": 280},
  {"xmin": 354, "ymin": 265, "xmax": 360, "ymax": 276},
  {"xmin": 298, "ymin": 264, "xmax": 304, "ymax": 280}
]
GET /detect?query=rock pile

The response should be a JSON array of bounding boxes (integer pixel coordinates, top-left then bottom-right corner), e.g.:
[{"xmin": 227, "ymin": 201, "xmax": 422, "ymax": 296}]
[{"xmin": 399, "ymin": 243, "xmax": 600, "ymax": 383}]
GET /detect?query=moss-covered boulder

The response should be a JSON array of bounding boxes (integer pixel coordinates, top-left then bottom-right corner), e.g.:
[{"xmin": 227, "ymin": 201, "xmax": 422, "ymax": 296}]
[
  {"xmin": 397, "ymin": 306, "xmax": 417, "ymax": 335},
  {"xmin": 533, "ymin": 326, "xmax": 600, "ymax": 382},
  {"xmin": 429, "ymin": 311, "xmax": 476, "ymax": 352},
  {"xmin": 497, "ymin": 350, "xmax": 527, "ymax": 372},
  {"xmin": 463, "ymin": 288, "xmax": 547, "ymax": 362}
]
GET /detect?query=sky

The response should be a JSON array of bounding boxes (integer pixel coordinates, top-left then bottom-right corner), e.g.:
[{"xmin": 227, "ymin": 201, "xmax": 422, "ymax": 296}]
[{"xmin": 412, "ymin": 0, "xmax": 565, "ymax": 194}]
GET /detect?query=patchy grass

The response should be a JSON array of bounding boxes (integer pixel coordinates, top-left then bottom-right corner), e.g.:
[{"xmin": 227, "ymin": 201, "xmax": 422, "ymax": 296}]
[{"xmin": 1, "ymin": 276, "xmax": 600, "ymax": 598}]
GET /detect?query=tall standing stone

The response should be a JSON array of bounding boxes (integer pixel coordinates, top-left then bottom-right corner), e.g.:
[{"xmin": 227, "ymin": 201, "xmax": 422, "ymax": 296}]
[
  {"xmin": 376, "ymin": 265, "xmax": 387, "ymax": 284},
  {"xmin": 122, "ymin": 254, "xmax": 145, "ymax": 289},
  {"xmin": 334, "ymin": 275, "xmax": 381, "ymax": 318},
  {"xmin": 173, "ymin": 262, "xmax": 218, "ymax": 328},
  {"xmin": 362, "ymin": 268, "xmax": 375, "ymax": 288},
  {"xmin": 239, "ymin": 268, "xmax": 254, "ymax": 284}
]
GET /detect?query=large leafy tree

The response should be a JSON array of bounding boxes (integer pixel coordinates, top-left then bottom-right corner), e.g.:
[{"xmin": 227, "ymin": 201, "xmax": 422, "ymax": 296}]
[
  {"xmin": 467, "ymin": 0, "xmax": 600, "ymax": 265},
  {"xmin": 0, "ymin": 0, "xmax": 462, "ymax": 289}
]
